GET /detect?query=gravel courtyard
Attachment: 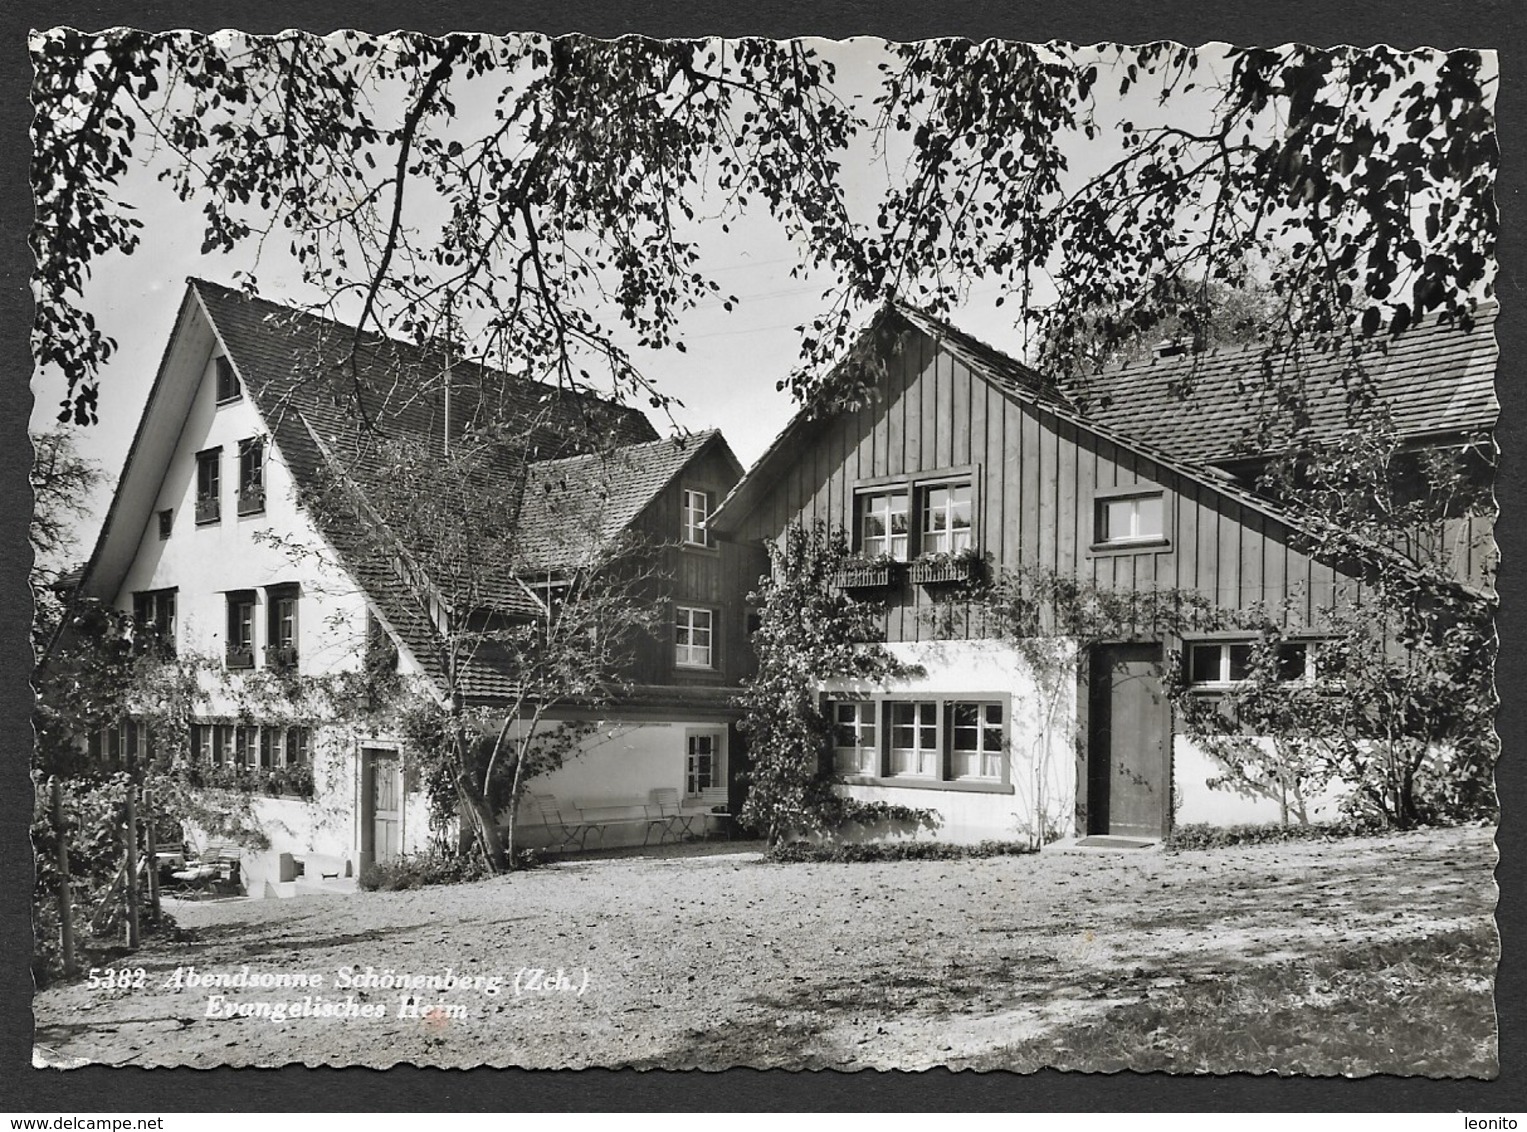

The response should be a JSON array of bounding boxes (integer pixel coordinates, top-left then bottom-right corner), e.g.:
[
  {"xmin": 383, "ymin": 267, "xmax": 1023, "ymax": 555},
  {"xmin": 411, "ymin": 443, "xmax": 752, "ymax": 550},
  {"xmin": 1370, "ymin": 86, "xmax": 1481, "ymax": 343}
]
[{"xmin": 32, "ymin": 825, "xmax": 1497, "ymax": 1073}]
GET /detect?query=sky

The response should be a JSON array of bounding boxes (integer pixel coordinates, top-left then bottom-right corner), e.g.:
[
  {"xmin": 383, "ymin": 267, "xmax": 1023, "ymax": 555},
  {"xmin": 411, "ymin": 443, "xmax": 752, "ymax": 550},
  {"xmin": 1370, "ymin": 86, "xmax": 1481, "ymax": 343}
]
[{"xmin": 28, "ymin": 35, "xmax": 1495, "ymax": 565}]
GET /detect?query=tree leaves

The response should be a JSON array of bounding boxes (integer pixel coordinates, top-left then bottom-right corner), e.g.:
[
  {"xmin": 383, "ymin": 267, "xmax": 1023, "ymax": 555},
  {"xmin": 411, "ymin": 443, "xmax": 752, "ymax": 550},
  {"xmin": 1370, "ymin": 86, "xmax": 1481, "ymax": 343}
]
[{"xmin": 30, "ymin": 34, "xmax": 1495, "ymax": 434}]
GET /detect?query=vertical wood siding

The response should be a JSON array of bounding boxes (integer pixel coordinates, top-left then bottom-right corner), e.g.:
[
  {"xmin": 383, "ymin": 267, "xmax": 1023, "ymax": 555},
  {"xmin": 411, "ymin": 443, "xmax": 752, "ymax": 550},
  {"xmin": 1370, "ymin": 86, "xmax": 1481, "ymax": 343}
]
[
  {"xmin": 732, "ymin": 327, "xmax": 1354, "ymax": 641},
  {"xmin": 629, "ymin": 445, "xmax": 767, "ymax": 686}
]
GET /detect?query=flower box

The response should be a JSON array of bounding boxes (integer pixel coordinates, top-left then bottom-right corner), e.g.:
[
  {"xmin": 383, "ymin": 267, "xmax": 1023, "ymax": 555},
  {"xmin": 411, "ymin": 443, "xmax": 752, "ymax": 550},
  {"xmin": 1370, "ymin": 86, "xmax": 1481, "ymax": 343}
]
[
  {"xmin": 237, "ymin": 484, "xmax": 266, "ymax": 515},
  {"xmin": 835, "ymin": 562, "xmax": 896, "ymax": 590},
  {"xmin": 264, "ymin": 644, "xmax": 299, "ymax": 671},
  {"xmin": 910, "ymin": 554, "xmax": 981, "ymax": 586}
]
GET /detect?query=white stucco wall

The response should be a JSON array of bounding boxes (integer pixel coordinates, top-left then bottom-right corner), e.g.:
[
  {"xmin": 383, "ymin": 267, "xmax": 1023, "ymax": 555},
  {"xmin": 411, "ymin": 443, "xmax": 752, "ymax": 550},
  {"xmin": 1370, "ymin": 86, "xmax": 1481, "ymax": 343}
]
[
  {"xmin": 113, "ymin": 351, "xmax": 371, "ymax": 679},
  {"xmin": 112, "ymin": 347, "xmax": 442, "ymax": 895},
  {"xmin": 823, "ymin": 639, "xmax": 1079, "ymax": 846},
  {"xmin": 507, "ymin": 718, "xmax": 731, "ymax": 850},
  {"xmin": 1172, "ymin": 735, "xmax": 1352, "ymax": 828}
]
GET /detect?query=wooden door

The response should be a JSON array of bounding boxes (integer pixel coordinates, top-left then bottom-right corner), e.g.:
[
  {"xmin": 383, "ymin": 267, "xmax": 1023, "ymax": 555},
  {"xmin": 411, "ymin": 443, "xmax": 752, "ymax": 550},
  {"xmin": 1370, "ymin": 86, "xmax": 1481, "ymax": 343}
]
[
  {"xmin": 1087, "ymin": 644, "xmax": 1169, "ymax": 838},
  {"xmin": 361, "ymin": 748, "xmax": 402, "ymax": 865}
]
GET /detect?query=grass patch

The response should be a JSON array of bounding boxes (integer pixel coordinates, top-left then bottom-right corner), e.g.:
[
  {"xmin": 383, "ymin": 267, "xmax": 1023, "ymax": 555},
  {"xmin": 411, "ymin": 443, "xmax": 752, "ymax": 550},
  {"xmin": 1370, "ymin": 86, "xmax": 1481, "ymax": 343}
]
[
  {"xmin": 1166, "ymin": 818, "xmax": 1383, "ymax": 852},
  {"xmin": 956, "ymin": 924, "xmax": 1498, "ymax": 1077},
  {"xmin": 766, "ymin": 839, "xmax": 1037, "ymax": 863}
]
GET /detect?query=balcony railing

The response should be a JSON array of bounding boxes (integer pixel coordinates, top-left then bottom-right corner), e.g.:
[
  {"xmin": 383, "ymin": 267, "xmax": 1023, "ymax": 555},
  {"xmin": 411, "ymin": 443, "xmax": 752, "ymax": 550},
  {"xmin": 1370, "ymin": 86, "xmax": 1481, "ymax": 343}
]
[
  {"xmin": 195, "ymin": 494, "xmax": 220, "ymax": 524},
  {"xmin": 237, "ymin": 484, "xmax": 266, "ymax": 516},
  {"xmin": 225, "ymin": 644, "xmax": 254, "ymax": 670},
  {"xmin": 264, "ymin": 644, "xmax": 299, "ymax": 671}
]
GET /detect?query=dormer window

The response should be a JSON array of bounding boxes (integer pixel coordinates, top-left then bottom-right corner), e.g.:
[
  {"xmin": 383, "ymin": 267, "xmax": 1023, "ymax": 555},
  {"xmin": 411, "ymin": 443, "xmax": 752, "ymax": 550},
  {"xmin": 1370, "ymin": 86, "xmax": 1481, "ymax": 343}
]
[
  {"xmin": 682, "ymin": 489, "xmax": 711, "ymax": 547},
  {"xmin": 215, "ymin": 356, "xmax": 240, "ymax": 403},
  {"xmin": 238, "ymin": 438, "xmax": 266, "ymax": 515}
]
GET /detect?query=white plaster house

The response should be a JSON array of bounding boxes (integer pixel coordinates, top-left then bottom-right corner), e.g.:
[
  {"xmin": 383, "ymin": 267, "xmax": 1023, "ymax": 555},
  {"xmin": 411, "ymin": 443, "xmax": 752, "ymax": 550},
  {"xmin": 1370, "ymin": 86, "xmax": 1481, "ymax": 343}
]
[{"xmin": 60, "ymin": 279, "xmax": 753, "ymax": 893}]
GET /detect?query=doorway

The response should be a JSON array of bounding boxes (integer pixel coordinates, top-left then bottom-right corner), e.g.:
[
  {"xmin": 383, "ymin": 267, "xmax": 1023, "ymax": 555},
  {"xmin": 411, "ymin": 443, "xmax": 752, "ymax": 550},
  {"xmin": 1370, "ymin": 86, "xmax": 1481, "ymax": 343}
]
[{"xmin": 1086, "ymin": 643, "xmax": 1170, "ymax": 838}]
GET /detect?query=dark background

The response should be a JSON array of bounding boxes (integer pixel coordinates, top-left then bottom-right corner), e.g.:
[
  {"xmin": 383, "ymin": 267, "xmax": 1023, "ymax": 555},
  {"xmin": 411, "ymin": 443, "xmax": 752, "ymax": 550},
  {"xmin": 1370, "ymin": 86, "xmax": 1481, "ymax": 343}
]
[{"xmin": 2, "ymin": 0, "xmax": 1521, "ymax": 1112}]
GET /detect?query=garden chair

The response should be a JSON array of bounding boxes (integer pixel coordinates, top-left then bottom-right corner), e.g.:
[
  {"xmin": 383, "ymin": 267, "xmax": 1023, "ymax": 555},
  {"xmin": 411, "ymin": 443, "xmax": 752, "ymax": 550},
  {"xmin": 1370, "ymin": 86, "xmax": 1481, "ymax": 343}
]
[{"xmin": 527, "ymin": 793, "xmax": 602, "ymax": 852}]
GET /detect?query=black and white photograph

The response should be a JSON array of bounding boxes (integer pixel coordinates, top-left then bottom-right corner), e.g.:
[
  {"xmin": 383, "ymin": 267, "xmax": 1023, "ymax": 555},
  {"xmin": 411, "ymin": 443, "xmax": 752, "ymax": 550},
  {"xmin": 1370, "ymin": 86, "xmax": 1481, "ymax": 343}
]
[{"xmin": 23, "ymin": 26, "xmax": 1502, "ymax": 1081}]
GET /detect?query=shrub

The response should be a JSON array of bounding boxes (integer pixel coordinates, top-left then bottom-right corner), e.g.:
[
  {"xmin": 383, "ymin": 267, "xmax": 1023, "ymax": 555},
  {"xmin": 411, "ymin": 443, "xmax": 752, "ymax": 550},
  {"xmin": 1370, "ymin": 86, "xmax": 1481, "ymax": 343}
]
[
  {"xmin": 1165, "ymin": 818, "xmax": 1384, "ymax": 852},
  {"xmin": 358, "ymin": 851, "xmax": 489, "ymax": 891},
  {"xmin": 766, "ymin": 838, "xmax": 1036, "ymax": 863}
]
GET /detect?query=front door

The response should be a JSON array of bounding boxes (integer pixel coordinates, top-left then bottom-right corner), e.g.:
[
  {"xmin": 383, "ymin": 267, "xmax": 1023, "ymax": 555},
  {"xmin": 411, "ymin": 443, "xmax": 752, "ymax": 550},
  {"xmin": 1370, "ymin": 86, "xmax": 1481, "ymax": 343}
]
[
  {"xmin": 1087, "ymin": 643, "xmax": 1169, "ymax": 837},
  {"xmin": 361, "ymin": 748, "xmax": 402, "ymax": 866}
]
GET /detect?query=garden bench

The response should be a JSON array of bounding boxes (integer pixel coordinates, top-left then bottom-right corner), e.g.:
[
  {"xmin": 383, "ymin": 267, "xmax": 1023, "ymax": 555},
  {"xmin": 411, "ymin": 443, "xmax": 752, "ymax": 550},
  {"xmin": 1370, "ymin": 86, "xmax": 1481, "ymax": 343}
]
[{"xmin": 516, "ymin": 792, "xmax": 673, "ymax": 851}]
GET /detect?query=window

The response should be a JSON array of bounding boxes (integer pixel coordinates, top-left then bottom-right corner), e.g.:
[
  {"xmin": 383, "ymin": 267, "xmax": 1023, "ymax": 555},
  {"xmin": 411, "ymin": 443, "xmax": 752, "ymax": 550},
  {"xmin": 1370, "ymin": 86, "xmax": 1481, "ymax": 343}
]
[
  {"xmin": 921, "ymin": 482, "xmax": 973, "ymax": 555},
  {"xmin": 827, "ymin": 696, "xmax": 1011, "ymax": 789},
  {"xmin": 196, "ymin": 448, "xmax": 221, "ymax": 524},
  {"xmin": 859, "ymin": 490, "xmax": 910, "ymax": 560},
  {"xmin": 681, "ymin": 488, "xmax": 711, "ymax": 547},
  {"xmin": 157, "ymin": 509, "xmax": 173, "ymax": 540},
  {"xmin": 890, "ymin": 701, "xmax": 940, "ymax": 777},
  {"xmin": 949, "ymin": 702, "xmax": 1004, "ymax": 780},
  {"xmin": 265, "ymin": 584, "xmax": 299, "ymax": 669},
  {"xmin": 1187, "ymin": 640, "xmax": 1316, "ymax": 687},
  {"xmin": 226, "ymin": 591, "xmax": 256, "ymax": 668},
  {"xmin": 675, "ymin": 606, "xmax": 713, "ymax": 669},
  {"xmin": 132, "ymin": 588, "xmax": 177, "ymax": 655},
  {"xmin": 237, "ymin": 438, "xmax": 265, "ymax": 515},
  {"xmin": 90, "ymin": 720, "xmax": 152, "ymax": 770},
  {"xmin": 1096, "ymin": 491, "xmax": 1165, "ymax": 545},
  {"xmin": 215, "ymin": 356, "xmax": 240, "ymax": 403},
  {"xmin": 685, "ymin": 732, "xmax": 725, "ymax": 797},
  {"xmin": 833, "ymin": 701, "xmax": 878, "ymax": 775},
  {"xmin": 233, "ymin": 724, "xmax": 255, "ymax": 768}
]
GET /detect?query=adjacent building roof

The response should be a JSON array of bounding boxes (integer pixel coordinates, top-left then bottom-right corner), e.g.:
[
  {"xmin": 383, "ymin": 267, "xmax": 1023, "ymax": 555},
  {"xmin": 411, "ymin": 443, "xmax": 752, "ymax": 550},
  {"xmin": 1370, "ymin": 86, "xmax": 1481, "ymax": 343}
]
[
  {"xmin": 711, "ymin": 296, "xmax": 1496, "ymax": 603},
  {"xmin": 1075, "ymin": 303, "xmax": 1498, "ymax": 466},
  {"xmin": 515, "ymin": 430, "xmax": 733, "ymax": 573},
  {"xmin": 74, "ymin": 278, "xmax": 728, "ymax": 702}
]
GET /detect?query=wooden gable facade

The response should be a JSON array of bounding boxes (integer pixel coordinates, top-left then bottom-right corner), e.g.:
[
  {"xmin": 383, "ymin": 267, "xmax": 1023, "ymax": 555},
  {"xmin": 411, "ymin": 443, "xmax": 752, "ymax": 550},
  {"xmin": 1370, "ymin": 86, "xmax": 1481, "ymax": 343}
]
[
  {"xmin": 718, "ymin": 312, "xmax": 1357, "ymax": 638},
  {"xmin": 712, "ymin": 305, "xmax": 1393, "ymax": 843},
  {"xmin": 623, "ymin": 434, "xmax": 764, "ymax": 694}
]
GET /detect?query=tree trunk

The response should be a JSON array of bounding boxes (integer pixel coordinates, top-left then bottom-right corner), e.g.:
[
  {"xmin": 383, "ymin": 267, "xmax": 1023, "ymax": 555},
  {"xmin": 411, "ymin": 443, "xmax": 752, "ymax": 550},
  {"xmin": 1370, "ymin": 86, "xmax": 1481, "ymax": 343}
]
[
  {"xmin": 503, "ymin": 745, "xmax": 530, "ymax": 872},
  {"xmin": 454, "ymin": 771, "xmax": 507, "ymax": 872}
]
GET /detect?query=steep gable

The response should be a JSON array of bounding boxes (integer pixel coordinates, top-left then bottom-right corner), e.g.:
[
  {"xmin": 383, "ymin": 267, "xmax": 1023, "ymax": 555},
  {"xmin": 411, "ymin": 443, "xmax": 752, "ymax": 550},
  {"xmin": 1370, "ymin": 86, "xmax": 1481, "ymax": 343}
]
[{"xmin": 72, "ymin": 279, "xmax": 672, "ymax": 699}]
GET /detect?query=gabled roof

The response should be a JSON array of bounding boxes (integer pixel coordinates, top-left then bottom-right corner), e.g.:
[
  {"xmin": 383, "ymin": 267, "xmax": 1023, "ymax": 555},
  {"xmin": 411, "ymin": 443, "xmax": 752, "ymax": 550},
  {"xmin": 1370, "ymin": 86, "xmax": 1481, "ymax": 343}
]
[
  {"xmin": 1075, "ymin": 303, "xmax": 1498, "ymax": 466},
  {"xmin": 515, "ymin": 430, "xmax": 740, "ymax": 573},
  {"xmin": 710, "ymin": 299, "xmax": 1492, "ymax": 602},
  {"xmin": 712, "ymin": 299, "xmax": 1071, "ymax": 537},
  {"xmin": 73, "ymin": 278, "xmax": 677, "ymax": 701}
]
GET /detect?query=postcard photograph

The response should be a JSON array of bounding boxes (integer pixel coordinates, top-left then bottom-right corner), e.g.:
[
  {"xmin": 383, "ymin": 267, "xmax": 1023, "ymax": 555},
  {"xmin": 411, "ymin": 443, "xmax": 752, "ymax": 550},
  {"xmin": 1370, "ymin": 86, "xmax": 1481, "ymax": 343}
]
[{"xmin": 27, "ymin": 30, "xmax": 1500, "ymax": 1075}]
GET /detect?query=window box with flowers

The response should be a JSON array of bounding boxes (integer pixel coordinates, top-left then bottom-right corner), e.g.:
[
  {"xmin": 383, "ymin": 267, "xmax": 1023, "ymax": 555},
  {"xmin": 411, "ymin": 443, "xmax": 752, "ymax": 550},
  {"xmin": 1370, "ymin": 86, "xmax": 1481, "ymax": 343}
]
[
  {"xmin": 835, "ymin": 553, "xmax": 902, "ymax": 591},
  {"xmin": 910, "ymin": 546, "xmax": 983, "ymax": 586}
]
